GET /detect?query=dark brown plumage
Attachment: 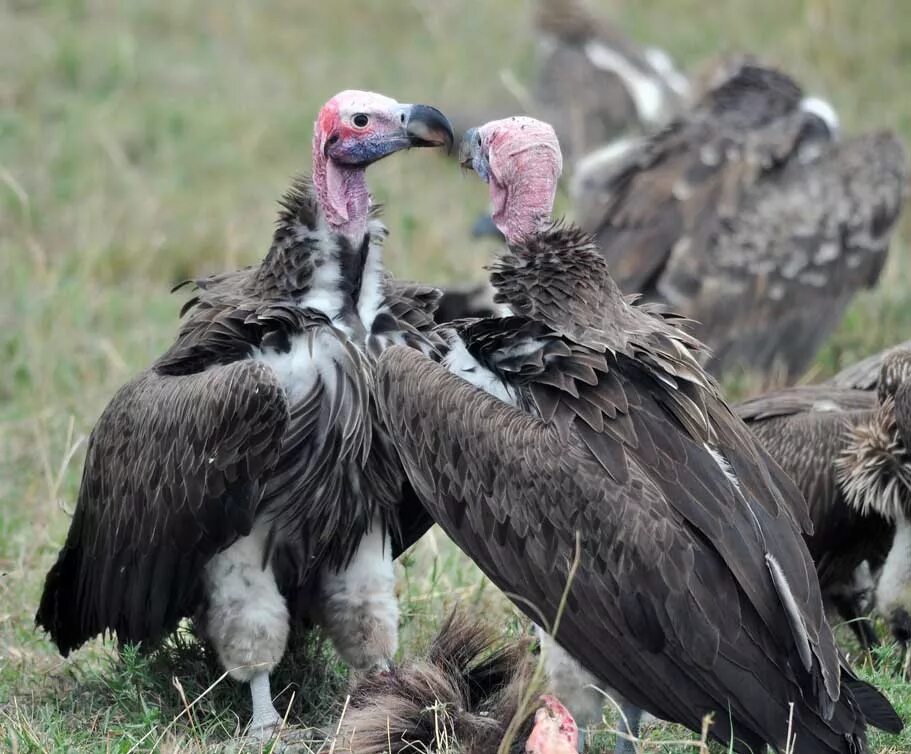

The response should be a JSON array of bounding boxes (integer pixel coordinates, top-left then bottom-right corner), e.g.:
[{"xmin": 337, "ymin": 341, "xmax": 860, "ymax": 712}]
[
  {"xmin": 735, "ymin": 385, "xmax": 892, "ymax": 649},
  {"xmin": 36, "ymin": 178, "xmax": 438, "ymax": 653},
  {"xmin": 333, "ymin": 610, "xmax": 540, "ymax": 754},
  {"xmin": 572, "ymin": 62, "xmax": 908, "ymax": 383},
  {"xmin": 34, "ymin": 89, "xmax": 455, "ymax": 735},
  {"xmin": 378, "ymin": 116, "xmax": 903, "ymax": 753},
  {"xmin": 733, "ymin": 347, "xmax": 911, "ymax": 655}
]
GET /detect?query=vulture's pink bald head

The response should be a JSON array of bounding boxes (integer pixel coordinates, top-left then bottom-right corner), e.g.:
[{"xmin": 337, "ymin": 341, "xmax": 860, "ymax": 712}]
[
  {"xmin": 462, "ymin": 116, "xmax": 563, "ymax": 245},
  {"xmin": 312, "ymin": 90, "xmax": 453, "ymax": 242},
  {"xmin": 525, "ymin": 695, "xmax": 579, "ymax": 754}
]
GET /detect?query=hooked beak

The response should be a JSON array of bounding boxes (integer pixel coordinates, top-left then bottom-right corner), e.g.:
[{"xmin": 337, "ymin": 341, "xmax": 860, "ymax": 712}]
[
  {"xmin": 403, "ymin": 104, "xmax": 454, "ymax": 153},
  {"xmin": 325, "ymin": 103, "xmax": 454, "ymax": 167}
]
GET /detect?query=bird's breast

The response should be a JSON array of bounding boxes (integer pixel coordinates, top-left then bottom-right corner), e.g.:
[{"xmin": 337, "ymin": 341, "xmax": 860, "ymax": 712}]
[{"xmin": 253, "ymin": 327, "xmax": 368, "ymax": 404}]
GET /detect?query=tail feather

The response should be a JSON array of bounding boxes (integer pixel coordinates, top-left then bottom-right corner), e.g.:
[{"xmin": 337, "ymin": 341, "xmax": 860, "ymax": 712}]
[
  {"xmin": 35, "ymin": 546, "xmax": 85, "ymax": 657},
  {"xmin": 336, "ymin": 610, "xmax": 539, "ymax": 753},
  {"xmin": 844, "ymin": 676, "xmax": 903, "ymax": 734}
]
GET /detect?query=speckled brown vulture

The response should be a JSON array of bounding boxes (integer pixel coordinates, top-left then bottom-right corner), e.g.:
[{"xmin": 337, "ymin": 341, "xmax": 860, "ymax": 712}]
[
  {"xmin": 533, "ymin": 0, "xmax": 688, "ymax": 165},
  {"xmin": 735, "ymin": 383, "xmax": 891, "ymax": 651},
  {"xmin": 827, "ymin": 346, "xmax": 911, "ymax": 655},
  {"xmin": 571, "ymin": 62, "xmax": 908, "ymax": 383},
  {"xmin": 334, "ymin": 610, "xmax": 578, "ymax": 754},
  {"xmin": 35, "ymin": 91, "xmax": 452, "ymax": 737},
  {"xmin": 377, "ymin": 116, "xmax": 902, "ymax": 754}
]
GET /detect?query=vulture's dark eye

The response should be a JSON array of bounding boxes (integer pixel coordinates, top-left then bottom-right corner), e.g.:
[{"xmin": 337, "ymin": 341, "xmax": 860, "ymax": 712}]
[{"xmin": 353, "ymin": 113, "xmax": 370, "ymax": 128}]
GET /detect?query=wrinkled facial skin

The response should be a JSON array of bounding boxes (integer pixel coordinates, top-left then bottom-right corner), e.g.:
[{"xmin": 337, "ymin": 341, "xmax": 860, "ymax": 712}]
[
  {"xmin": 318, "ymin": 92, "xmax": 453, "ymax": 167},
  {"xmin": 459, "ymin": 116, "xmax": 563, "ymax": 245},
  {"xmin": 311, "ymin": 91, "xmax": 453, "ymax": 238}
]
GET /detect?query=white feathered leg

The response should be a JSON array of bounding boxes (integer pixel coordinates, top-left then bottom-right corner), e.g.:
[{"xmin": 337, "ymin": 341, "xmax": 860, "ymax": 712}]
[
  {"xmin": 203, "ymin": 522, "xmax": 289, "ymax": 738},
  {"xmin": 318, "ymin": 516, "xmax": 399, "ymax": 670}
]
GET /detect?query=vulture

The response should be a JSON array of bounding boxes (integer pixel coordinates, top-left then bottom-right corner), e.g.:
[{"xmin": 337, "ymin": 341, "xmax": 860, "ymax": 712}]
[
  {"xmin": 533, "ymin": 0, "xmax": 688, "ymax": 166},
  {"xmin": 334, "ymin": 609, "xmax": 578, "ymax": 754},
  {"xmin": 571, "ymin": 62, "xmax": 908, "ymax": 382},
  {"xmin": 375, "ymin": 116, "xmax": 902, "ymax": 754},
  {"xmin": 827, "ymin": 346, "xmax": 911, "ymax": 653},
  {"xmin": 735, "ymin": 349, "xmax": 911, "ymax": 647},
  {"xmin": 35, "ymin": 91, "xmax": 453, "ymax": 736}
]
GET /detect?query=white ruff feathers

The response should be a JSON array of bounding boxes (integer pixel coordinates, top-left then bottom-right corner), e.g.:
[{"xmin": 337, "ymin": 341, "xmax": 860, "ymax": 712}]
[{"xmin": 443, "ymin": 336, "xmax": 518, "ymax": 406}]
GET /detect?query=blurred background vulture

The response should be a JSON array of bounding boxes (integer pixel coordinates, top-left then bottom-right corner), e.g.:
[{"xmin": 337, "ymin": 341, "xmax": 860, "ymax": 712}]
[
  {"xmin": 735, "ymin": 346, "xmax": 911, "ymax": 654},
  {"xmin": 572, "ymin": 62, "xmax": 908, "ymax": 383},
  {"xmin": 35, "ymin": 91, "xmax": 452, "ymax": 737},
  {"xmin": 377, "ymin": 116, "xmax": 902, "ymax": 754},
  {"xmin": 446, "ymin": 0, "xmax": 687, "ymax": 167},
  {"xmin": 532, "ymin": 0, "xmax": 688, "ymax": 166}
]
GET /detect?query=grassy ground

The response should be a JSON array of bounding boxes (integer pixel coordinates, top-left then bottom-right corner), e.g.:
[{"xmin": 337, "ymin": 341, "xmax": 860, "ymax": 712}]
[{"xmin": 2, "ymin": 0, "xmax": 911, "ymax": 751}]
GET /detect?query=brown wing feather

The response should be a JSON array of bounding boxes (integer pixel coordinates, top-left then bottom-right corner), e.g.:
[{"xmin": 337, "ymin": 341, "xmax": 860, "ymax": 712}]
[
  {"xmin": 578, "ymin": 66, "xmax": 809, "ymax": 295},
  {"xmin": 376, "ymin": 342, "xmax": 853, "ymax": 750},
  {"xmin": 736, "ymin": 385, "xmax": 876, "ymax": 422},
  {"xmin": 36, "ymin": 361, "xmax": 288, "ymax": 655}
]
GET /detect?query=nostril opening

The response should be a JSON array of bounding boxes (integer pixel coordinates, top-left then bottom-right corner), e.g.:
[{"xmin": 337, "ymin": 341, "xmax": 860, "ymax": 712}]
[
  {"xmin": 400, "ymin": 113, "xmax": 406, "ymax": 124},
  {"xmin": 326, "ymin": 134, "xmax": 340, "ymax": 147}
]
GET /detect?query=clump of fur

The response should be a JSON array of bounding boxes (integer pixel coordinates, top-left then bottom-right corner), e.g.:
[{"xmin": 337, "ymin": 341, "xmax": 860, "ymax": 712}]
[{"xmin": 332, "ymin": 610, "xmax": 540, "ymax": 753}]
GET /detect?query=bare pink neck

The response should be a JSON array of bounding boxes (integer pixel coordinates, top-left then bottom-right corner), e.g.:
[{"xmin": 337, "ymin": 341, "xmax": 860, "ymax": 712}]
[
  {"xmin": 312, "ymin": 139, "xmax": 370, "ymax": 242},
  {"xmin": 492, "ymin": 173, "xmax": 557, "ymax": 246}
]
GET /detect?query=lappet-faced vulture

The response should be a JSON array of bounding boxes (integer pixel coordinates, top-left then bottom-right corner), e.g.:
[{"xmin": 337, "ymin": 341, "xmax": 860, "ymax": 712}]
[
  {"xmin": 36, "ymin": 90, "xmax": 453, "ymax": 736},
  {"xmin": 375, "ymin": 116, "xmax": 902, "ymax": 753}
]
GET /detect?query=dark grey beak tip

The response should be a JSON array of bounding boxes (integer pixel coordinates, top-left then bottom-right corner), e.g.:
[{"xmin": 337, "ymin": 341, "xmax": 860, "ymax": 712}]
[{"xmin": 406, "ymin": 104, "xmax": 455, "ymax": 154}]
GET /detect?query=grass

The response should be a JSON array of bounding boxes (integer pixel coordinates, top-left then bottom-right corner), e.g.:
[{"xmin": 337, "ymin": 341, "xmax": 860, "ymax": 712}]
[{"xmin": 2, "ymin": 0, "xmax": 911, "ymax": 751}]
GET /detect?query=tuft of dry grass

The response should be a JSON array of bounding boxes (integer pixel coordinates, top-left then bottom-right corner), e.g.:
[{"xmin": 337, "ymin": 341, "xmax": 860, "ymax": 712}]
[{"xmin": 2, "ymin": 0, "xmax": 911, "ymax": 751}]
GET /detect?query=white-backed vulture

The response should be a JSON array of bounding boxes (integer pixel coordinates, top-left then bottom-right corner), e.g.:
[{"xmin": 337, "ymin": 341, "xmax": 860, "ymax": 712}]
[
  {"xmin": 35, "ymin": 90, "xmax": 453, "ymax": 736},
  {"xmin": 376, "ymin": 116, "xmax": 902, "ymax": 753}
]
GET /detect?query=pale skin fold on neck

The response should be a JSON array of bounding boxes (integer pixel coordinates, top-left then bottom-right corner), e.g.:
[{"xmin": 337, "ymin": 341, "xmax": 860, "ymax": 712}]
[
  {"xmin": 311, "ymin": 132, "xmax": 370, "ymax": 243},
  {"xmin": 491, "ymin": 144, "xmax": 560, "ymax": 246}
]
